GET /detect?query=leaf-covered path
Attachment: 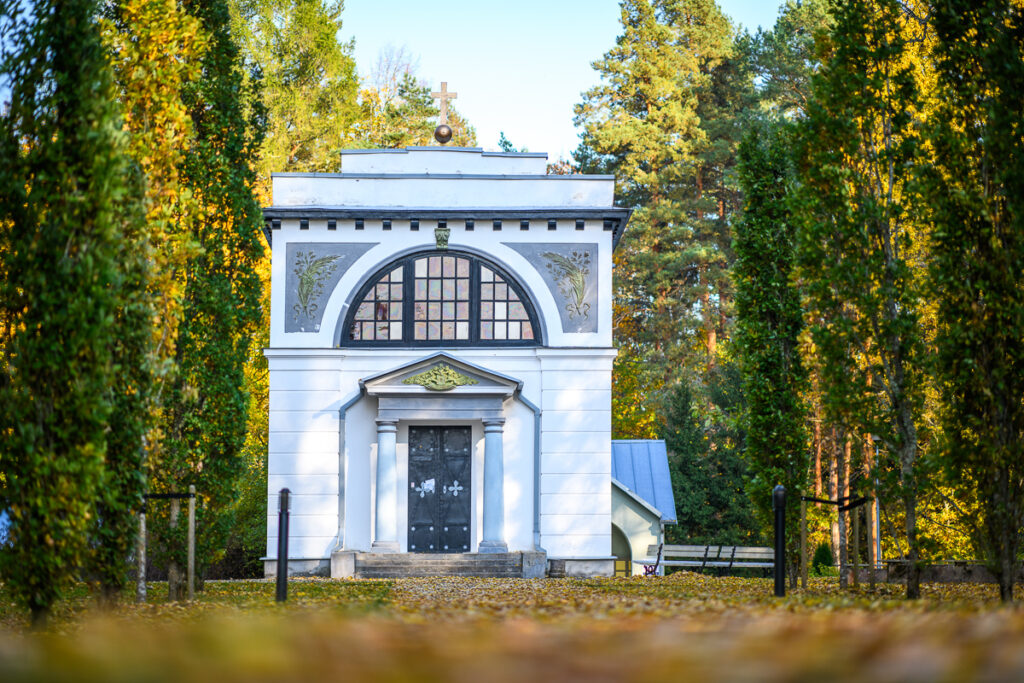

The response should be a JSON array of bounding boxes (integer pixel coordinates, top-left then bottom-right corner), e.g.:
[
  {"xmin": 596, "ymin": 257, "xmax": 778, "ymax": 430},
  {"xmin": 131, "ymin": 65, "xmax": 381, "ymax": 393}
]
[{"xmin": 2, "ymin": 574, "xmax": 1023, "ymax": 682}]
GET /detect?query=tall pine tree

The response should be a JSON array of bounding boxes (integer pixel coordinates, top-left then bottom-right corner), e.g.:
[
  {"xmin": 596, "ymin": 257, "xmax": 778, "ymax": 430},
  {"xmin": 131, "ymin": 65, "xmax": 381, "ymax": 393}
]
[{"xmin": 574, "ymin": 0, "xmax": 748, "ymax": 440}]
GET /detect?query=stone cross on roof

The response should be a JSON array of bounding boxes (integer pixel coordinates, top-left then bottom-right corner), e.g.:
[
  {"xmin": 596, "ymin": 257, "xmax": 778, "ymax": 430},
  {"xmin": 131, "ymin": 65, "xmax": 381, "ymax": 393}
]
[{"xmin": 431, "ymin": 82, "xmax": 457, "ymax": 125}]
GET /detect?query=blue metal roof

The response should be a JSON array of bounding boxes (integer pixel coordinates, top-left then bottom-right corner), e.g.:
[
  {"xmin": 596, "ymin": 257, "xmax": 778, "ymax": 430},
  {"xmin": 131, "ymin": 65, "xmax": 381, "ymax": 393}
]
[{"xmin": 611, "ymin": 440, "xmax": 677, "ymax": 524}]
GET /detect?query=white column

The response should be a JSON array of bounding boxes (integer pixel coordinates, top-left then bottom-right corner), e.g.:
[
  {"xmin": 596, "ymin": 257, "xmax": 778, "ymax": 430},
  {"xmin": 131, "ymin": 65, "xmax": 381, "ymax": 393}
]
[
  {"xmin": 479, "ymin": 418, "xmax": 508, "ymax": 553},
  {"xmin": 372, "ymin": 419, "xmax": 399, "ymax": 552}
]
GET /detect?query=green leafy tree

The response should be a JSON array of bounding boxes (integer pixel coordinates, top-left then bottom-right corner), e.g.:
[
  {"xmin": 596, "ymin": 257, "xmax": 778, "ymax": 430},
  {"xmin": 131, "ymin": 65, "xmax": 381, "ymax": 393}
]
[
  {"xmin": 0, "ymin": 0, "xmax": 141, "ymax": 625},
  {"xmin": 95, "ymin": 0, "xmax": 207, "ymax": 604},
  {"xmin": 924, "ymin": 0, "xmax": 1024, "ymax": 603},
  {"xmin": 795, "ymin": 0, "xmax": 929, "ymax": 597},
  {"xmin": 153, "ymin": 0, "xmax": 267, "ymax": 596},
  {"xmin": 227, "ymin": 0, "xmax": 354, "ymax": 576},
  {"xmin": 230, "ymin": 0, "xmax": 361, "ymax": 185},
  {"xmin": 733, "ymin": 117, "xmax": 807, "ymax": 580},
  {"xmin": 88, "ymin": 160, "xmax": 154, "ymax": 607}
]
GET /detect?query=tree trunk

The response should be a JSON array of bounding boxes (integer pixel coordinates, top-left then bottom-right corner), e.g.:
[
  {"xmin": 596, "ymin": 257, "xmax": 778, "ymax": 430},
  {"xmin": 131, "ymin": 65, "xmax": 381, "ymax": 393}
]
[
  {"xmin": 136, "ymin": 510, "xmax": 147, "ymax": 604},
  {"xmin": 903, "ymin": 485, "xmax": 920, "ymax": 599},
  {"xmin": 995, "ymin": 467, "xmax": 1016, "ymax": 602},
  {"xmin": 700, "ymin": 289, "xmax": 716, "ymax": 358},
  {"xmin": 864, "ymin": 436, "xmax": 878, "ymax": 581},
  {"xmin": 814, "ymin": 417, "xmax": 822, "ymax": 499},
  {"xmin": 829, "ymin": 427, "xmax": 840, "ymax": 564},
  {"xmin": 29, "ymin": 606, "xmax": 49, "ymax": 631},
  {"xmin": 98, "ymin": 584, "xmax": 120, "ymax": 610},
  {"xmin": 168, "ymin": 498, "xmax": 184, "ymax": 602},
  {"xmin": 895, "ymin": 403, "xmax": 921, "ymax": 600},
  {"xmin": 837, "ymin": 432, "xmax": 849, "ymax": 589}
]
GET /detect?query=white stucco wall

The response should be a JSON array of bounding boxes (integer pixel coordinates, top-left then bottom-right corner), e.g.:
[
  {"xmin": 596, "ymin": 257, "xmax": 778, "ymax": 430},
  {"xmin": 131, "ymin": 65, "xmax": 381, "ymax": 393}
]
[{"xmin": 265, "ymin": 348, "xmax": 614, "ymax": 559}]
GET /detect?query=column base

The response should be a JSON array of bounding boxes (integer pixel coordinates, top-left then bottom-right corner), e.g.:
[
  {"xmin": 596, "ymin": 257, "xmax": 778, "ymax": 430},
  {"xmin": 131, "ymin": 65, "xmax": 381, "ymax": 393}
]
[
  {"xmin": 371, "ymin": 541, "xmax": 400, "ymax": 553},
  {"xmin": 477, "ymin": 541, "xmax": 508, "ymax": 553}
]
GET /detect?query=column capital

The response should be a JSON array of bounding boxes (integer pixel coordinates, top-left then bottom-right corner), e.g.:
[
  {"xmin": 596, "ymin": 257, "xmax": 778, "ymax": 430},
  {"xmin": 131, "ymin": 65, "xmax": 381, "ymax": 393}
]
[
  {"xmin": 375, "ymin": 419, "xmax": 398, "ymax": 433},
  {"xmin": 482, "ymin": 417, "xmax": 506, "ymax": 431}
]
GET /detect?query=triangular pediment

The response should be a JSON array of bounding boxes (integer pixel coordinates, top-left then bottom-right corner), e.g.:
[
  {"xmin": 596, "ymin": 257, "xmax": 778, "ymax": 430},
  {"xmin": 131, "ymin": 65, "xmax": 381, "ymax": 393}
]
[{"xmin": 361, "ymin": 353, "xmax": 520, "ymax": 397}]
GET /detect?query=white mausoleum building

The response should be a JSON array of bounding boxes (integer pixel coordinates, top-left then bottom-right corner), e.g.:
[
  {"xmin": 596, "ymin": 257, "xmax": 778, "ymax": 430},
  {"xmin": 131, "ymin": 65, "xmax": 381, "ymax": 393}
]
[{"xmin": 263, "ymin": 145, "xmax": 632, "ymax": 578}]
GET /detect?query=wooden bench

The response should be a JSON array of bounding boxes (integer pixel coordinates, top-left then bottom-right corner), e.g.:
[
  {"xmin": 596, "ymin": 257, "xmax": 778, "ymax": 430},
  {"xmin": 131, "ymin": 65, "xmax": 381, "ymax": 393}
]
[{"xmin": 641, "ymin": 544, "xmax": 775, "ymax": 576}]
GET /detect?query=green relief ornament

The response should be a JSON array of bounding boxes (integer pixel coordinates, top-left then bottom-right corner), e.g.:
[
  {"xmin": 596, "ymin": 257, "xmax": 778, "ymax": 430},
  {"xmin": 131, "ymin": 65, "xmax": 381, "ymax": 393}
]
[
  {"xmin": 402, "ymin": 363, "xmax": 478, "ymax": 391},
  {"xmin": 293, "ymin": 251, "xmax": 341, "ymax": 322},
  {"xmin": 435, "ymin": 224, "xmax": 451, "ymax": 250},
  {"xmin": 542, "ymin": 249, "xmax": 591, "ymax": 320}
]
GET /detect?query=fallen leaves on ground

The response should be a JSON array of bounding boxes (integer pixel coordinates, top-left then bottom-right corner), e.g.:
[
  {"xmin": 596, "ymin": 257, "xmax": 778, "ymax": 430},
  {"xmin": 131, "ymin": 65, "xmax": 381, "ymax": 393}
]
[{"xmin": 1, "ymin": 573, "xmax": 1022, "ymax": 682}]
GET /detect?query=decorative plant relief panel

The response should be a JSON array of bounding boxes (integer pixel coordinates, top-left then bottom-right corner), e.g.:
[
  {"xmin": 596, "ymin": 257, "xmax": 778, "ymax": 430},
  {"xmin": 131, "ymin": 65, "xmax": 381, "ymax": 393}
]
[
  {"xmin": 285, "ymin": 243, "xmax": 376, "ymax": 333},
  {"xmin": 504, "ymin": 243, "xmax": 598, "ymax": 333}
]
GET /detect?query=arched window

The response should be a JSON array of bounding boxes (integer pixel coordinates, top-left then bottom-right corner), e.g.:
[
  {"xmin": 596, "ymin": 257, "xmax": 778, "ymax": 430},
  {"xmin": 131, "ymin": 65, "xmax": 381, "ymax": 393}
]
[{"xmin": 341, "ymin": 251, "xmax": 541, "ymax": 347}]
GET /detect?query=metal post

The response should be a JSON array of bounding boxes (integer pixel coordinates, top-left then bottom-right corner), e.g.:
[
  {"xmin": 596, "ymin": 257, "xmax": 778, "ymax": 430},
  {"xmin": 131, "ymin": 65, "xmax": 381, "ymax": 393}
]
[
  {"xmin": 136, "ymin": 508, "xmax": 147, "ymax": 603},
  {"xmin": 187, "ymin": 485, "xmax": 196, "ymax": 601},
  {"xmin": 773, "ymin": 485, "xmax": 786, "ymax": 597},
  {"xmin": 276, "ymin": 488, "xmax": 291, "ymax": 602},
  {"xmin": 800, "ymin": 497, "xmax": 808, "ymax": 589}
]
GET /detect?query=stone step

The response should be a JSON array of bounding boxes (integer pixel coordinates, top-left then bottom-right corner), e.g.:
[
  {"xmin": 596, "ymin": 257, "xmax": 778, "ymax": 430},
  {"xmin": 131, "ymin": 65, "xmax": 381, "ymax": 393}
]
[
  {"xmin": 358, "ymin": 565, "xmax": 520, "ymax": 573},
  {"xmin": 358, "ymin": 568, "xmax": 518, "ymax": 574},
  {"xmin": 355, "ymin": 557, "xmax": 518, "ymax": 563},
  {"xmin": 357, "ymin": 563, "xmax": 520, "ymax": 571},
  {"xmin": 358, "ymin": 565, "xmax": 520, "ymax": 569},
  {"xmin": 356, "ymin": 570, "xmax": 522, "ymax": 578},
  {"xmin": 356, "ymin": 557, "xmax": 520, "ymax": 561},
  {"xmin": 355, "ymin": 556, "xmax": 520, "ymax": 563},
  {"xmin": 332, "ymin": 550, "xmax": 547, "ymax": 579},
  {"xmin": 356, "ymin": 554, "xmax": 521, "ymax": 578}
]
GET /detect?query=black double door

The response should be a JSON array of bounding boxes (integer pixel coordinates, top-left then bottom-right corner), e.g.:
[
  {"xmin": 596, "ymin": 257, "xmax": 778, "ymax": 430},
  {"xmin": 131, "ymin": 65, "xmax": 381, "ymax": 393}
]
[{"xmin": 408, "ymin": 426, "xmax": 472, "ymax": 553}]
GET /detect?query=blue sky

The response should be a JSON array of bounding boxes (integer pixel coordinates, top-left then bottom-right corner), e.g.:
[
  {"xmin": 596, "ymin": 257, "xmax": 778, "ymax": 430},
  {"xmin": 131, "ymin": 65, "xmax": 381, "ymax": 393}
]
[{"xmin": 341, "ymin": 0, "xmax": 786, "ymax": 160}]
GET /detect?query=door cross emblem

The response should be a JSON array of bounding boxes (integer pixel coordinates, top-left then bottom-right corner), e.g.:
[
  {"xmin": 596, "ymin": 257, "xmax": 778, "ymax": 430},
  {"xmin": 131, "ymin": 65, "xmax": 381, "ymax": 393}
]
[
  {"xmin": 412, "ymin": 478, "xmax": 435, "ymax": 498},
  {"xmin": 443, "ymin": 480, "xmax": 464, "ymax": 497}
]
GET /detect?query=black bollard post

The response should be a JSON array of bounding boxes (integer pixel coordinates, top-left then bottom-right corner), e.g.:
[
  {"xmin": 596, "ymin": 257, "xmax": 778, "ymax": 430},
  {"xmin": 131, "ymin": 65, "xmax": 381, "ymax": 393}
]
[
  {"xmin": 773, "ymin": 485, "xmax": 786, "ymax": 597},
  {"xmin": 276, "ymin": 488, "xmax": 291, "ymax": 602}
]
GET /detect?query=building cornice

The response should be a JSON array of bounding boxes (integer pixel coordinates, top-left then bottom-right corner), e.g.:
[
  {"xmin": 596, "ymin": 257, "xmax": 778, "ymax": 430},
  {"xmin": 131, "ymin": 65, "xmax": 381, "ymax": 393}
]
[{"xmin": 262, "ymin": 206, "xmax": 632, "ymax": 249}]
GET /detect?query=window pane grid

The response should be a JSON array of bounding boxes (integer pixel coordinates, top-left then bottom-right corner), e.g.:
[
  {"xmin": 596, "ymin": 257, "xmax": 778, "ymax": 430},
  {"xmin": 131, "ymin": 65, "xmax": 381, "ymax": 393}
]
[
  {"xmin": 479, "ymin": 266, "xmax": 533, "ymax": 341},
  {"xmin": 344, "ymin": 253, "xmax": 538, "ymax": 346},
  {"xmin": 414, "ymin": 256, "xmax": 471, "ymax": 341},
  {"xmin": 349, "ymin": 266, "xmax": 403, "ymax": 341}
]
